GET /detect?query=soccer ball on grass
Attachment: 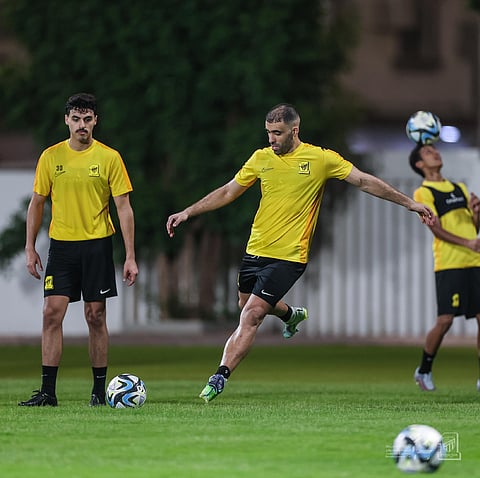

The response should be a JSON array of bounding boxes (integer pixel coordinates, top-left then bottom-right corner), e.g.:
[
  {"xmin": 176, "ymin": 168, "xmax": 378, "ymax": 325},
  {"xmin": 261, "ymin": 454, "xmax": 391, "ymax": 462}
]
[
  {"xmin": 392, "ymin": 424, "xmax": 445, "ymax": 473},
  {"xmin": 406, "ymin": 111, "xmax": 442, "ymax": 145},
  {"xmin": 106, "ymin": 373, "xmax": 147, "ymax": 409}
]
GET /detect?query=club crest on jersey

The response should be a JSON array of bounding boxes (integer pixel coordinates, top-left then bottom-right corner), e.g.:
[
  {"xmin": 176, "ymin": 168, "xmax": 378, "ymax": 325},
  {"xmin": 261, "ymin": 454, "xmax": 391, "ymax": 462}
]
[
  {"xmin": 298, "ymin": 161, "xmax": 310, "ymax": 175},
  {"xmin": 44, "ymin": 276, "xmax": 54, "ymax": 290},
  {"xmin": 89, "ymin": 164, "xmax": 100, "ymax": 177}
]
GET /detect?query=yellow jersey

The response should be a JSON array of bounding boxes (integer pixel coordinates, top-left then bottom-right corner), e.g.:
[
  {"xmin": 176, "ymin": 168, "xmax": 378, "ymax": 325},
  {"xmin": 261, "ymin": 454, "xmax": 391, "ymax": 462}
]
[
  {"xmin": 414, "ymin": 180, "xmax": 480, "ymax": 271},
  {"xmin": 33, "ymin": 139, "xmax": 133, "ymax": 241},
  {"xmin": 234, "ymin": 142, "xmax": 353, "ymax": 263}
]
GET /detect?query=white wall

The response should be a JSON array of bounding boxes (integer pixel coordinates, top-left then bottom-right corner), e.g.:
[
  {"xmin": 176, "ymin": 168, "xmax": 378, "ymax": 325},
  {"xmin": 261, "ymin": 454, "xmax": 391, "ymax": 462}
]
[
  {"xmin": 282, "ymin": 147, "xmax": 480, "ymax": 339},
  {"xmin": 0, "ymin": 171, "xmax": 125, "ymax": 337},
  {"xmin": 1, "ymin": 146, "xmax": 480, "ymax": 339}
]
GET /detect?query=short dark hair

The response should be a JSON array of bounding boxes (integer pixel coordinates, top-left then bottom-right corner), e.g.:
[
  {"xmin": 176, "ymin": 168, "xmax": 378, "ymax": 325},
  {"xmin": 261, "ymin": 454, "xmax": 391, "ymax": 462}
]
[
  {"xmin": 65, "ymin": 93, "xmax": 97, "ymax": 115},
  {"xmin": 409, "ymin": 143, "xmax": 425, "ymax": 177},
  {"xmin": 266, "ymin": 103, "xmax": 300, "ymax": 126}
]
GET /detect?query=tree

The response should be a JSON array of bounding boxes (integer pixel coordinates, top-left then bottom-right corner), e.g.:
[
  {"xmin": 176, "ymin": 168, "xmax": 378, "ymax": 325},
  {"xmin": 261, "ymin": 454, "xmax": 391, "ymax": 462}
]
[
  {"xmin": 470, "ymin": 0, "xmax": 480, "ymax": 12},
  {"xmin": 0, "ymin": 0, "xmax": 360, "ymax": 319}
]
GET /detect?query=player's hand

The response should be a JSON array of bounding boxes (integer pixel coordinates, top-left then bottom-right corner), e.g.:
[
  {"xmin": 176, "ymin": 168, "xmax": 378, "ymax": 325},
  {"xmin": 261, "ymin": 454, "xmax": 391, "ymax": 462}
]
[
  {"xmin": 470, "ymin": 193, "xmax": 480, "ymax": 215},
  {"xmin": 26, "ymin": 249, "xmax": 43, "ymax": 280},
  {"xmin": 123, "ymin": 259, "xmax": 138, "ymax": 286},
  {"xmin": 166, "ymin": 211, "xmax": 189, "ymax": 237},
  {"xmin": 412, "ymin": 202, "xmax": 434, "ymax": 226},
  {"xmin": 467, "ymin": 238, "xmax": 480, "ymax": 253}
]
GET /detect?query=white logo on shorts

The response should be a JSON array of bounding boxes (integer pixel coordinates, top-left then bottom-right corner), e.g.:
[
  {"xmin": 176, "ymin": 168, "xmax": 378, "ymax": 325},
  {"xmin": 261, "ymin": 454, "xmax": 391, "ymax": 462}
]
[
  {"xmin": 261, "ymin": 289, "xmax": 274, "ymax": 297},
  {"xmin": 100, "ymin": 288, "xmax": 111, "ymax": 295}
]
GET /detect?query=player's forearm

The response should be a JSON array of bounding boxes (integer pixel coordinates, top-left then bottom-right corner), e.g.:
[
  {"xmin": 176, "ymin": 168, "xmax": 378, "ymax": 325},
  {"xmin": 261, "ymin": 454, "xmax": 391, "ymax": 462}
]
[
  {"xmin": 358, "ymin": 174, "xmax": 414, "ymax": 209},
  {"xmin": 184, "ymin": 184, "xmax": 236, "ymax": 218},
  {"xmin": 117, "ymin": 208, "xmax": 136, "ymax": 261},
  {"xmin": 25, "ymin": 199, "xmax": 44, "ymax": 250},
  {"xmin": 432, "ymin": 227, "xmax": 474, "ymax": 248}
]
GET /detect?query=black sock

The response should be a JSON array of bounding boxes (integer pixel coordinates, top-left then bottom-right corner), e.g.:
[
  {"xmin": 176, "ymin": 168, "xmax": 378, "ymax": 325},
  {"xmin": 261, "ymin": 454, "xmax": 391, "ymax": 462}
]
[
  {"xmin": 216, "ymin": 365, "xmax": 231, "ymax": 379},
  {"xmin": 279, "ymin": 306, "xmax": 293, "ymax": 323},
  {"xmin": 41, "ymin": 365, "xmax": 58, "ymax": 396},
  {"xmin": 92, "ymin": 367, "xmax": 107, "ymax": 397},
  {"xmin": 419, "ymin": 350, "xmax": 435, "ymax": 374}
]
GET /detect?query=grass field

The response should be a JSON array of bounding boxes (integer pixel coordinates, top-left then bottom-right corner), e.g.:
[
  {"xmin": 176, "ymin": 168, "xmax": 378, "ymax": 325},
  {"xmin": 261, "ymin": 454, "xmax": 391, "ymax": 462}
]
[{"xmin": 1, "ymin": 342, "xmax": 479, "ymax": 477}]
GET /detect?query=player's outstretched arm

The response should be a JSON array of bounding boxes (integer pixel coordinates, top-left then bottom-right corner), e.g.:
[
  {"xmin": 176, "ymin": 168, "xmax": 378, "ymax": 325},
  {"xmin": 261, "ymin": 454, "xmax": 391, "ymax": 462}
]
[
  {"xmin": 345, "ymin": 166, "xmax": 434, "ymax": 225},
  {"xmin": 166, "ymin": 179, "xmax": 249, "ymax": 237}
]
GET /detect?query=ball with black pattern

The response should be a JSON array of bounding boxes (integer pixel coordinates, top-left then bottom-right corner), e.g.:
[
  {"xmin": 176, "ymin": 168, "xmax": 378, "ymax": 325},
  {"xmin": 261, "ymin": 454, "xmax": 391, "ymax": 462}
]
[
  {"xmin": 406, "ymin": 111, "xmax": 442, "ymax": 145},
  {"xmin": 106, "ymin": 373, "xmax": 147, "ymax": 409},
  {"xmin": 393, "ymin": 424, "xmax": 445, "ymax": 473}
]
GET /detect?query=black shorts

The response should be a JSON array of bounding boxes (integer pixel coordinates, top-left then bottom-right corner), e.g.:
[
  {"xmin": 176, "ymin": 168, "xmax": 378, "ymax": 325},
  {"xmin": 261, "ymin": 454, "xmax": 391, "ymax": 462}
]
[
  {"xmin": 44, "ymin": 237, "xmax": 117, "ymax": 302},
  {"xmin": 237, "ymin": 254, "xmax": 307, "ymax": 306},
  {"xmin": 435, "ymin": 267, "xmax": 480, "ymax": 318}
]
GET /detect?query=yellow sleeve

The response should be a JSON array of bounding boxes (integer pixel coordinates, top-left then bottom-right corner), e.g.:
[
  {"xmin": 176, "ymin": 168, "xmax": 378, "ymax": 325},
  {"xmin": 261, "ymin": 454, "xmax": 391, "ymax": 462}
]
[
  {"xmin": 33, "ymin": 150, "xmax": 53, "ymax": 197},
  {"xmin": 234, "ymin": 151, "xmax": 260, "ymax": 187},
  {"xmin": 413, "ymin": 186, "xmax": 437, "ymax": 215},
  {"xmin": 109, "ymin": 151, "xmax": 133, "ymax": 197}
]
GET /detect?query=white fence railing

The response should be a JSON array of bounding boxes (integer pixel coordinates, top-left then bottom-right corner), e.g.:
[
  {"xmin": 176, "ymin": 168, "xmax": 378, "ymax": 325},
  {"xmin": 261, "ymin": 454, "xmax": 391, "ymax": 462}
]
[
  {"xmin": 279, "ymin": 149, "xmax": 480, "ymax": 339},
  {"xmin": 2, "ymin": 148, "xmax": 480, "ymax": 340}
]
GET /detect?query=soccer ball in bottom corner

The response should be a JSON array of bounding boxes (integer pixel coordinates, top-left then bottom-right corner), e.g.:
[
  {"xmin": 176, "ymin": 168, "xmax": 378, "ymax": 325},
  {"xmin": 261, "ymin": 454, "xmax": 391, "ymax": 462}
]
[
  {"xmin": 406, "ymin": 110, "xmax": 442, "ymax": 145},
  {"xmin": 106, "ymin": 373, "xmax": 147, "ymax": 409},
  {"xmin": 393, "ymin": 424, "xmax": 445, "ymax": 473}
]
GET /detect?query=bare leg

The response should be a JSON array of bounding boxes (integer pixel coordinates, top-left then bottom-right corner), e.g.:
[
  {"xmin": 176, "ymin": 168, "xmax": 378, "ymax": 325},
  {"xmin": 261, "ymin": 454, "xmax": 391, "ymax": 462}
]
[
  {"xmin": 17, "ymin": 296, "xmax": 68, "ymax": 404},
  {"xmin": 42, "ymin": 295, "xmax": 69, "ymax": 365},
  {"xmin": 238, "ymin": 291, "xmax": 288, "ymax": 318},
  {"xmin": 220, "ymin": 294, "xmax": 272, "ymax": 373},
  {"xmin": 423, "ymin": 314, "xmax": 454, "ymax": 356},
  {"xmin": 85, "ymin": 301, "xmax": 108, "ymax": 367},
  {"xmin": 271, "ymin": 300, "xmax": 289, "ymax": 317}
]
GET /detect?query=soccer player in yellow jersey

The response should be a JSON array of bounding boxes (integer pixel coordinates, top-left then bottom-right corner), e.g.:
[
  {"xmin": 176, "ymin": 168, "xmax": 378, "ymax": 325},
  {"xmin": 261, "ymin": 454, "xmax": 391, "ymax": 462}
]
[
  {"xmin": 166, "ymin": 103, "xmax": 434, "ymax": 402},
  {"xmin": 410, "ymin": 144, "xmax": 480, "ymax": 391},
  {"xmin": 19, "ymin": 93, "xmax": 138, "ymax": 407}
]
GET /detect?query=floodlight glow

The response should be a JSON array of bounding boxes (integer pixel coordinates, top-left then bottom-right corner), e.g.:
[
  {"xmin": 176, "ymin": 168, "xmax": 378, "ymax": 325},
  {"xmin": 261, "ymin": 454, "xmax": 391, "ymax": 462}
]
[{"xmin": 439, "ymin": 125, "xmax": 461, "ymax": 143}]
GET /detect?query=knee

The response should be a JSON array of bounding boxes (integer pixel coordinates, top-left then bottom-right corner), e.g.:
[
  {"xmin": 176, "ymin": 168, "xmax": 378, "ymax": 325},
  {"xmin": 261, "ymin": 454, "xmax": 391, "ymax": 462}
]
[
  {"xmin": 437, "ymin": 315, "xmax": 454, "ymax": 332},
  {"xmin": 85, "ymin": 306, "xmax": 106, "ymax": 329},
  {"xmin": 240, "ymin": 304, "xmax": 267, "ymax": 328},
  {"xmin": 42, "ymin": 303, "xmax": 64, "ymax": 329}
]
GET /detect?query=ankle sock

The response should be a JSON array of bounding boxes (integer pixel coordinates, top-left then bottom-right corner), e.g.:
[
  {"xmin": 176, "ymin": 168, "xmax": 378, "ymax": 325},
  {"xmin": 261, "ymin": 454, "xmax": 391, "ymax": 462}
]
[
  {"xmin": 92, "ymin": 367, "xmax": 107, "ymax": 397},
  {"xmin": 216, "ymin": 365, "xmax": 231, "ymax": 379},
  {"xmin": 41, "ymin": 365, "xmax": 58, "ymax": 396},
  {"xmin": 280, "ymin": 306, "xmax": 293, "ymax": 323},
  {"xmin": 418, "ymin": 351, "xmax": 435, "ymax": 374}
]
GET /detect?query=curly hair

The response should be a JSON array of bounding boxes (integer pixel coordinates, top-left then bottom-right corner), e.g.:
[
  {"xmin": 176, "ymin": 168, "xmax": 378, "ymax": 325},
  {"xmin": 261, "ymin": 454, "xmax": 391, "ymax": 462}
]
[{"xmin": 65, "ymin": 93, "xmax": 97, "ymax": 115}]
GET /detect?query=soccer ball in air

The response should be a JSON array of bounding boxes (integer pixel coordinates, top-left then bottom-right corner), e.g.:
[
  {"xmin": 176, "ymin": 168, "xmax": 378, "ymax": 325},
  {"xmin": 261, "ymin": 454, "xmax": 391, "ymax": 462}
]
[
  {"xmin": 106, "ymin": 373, "xmax": 147, "ymax": 409},
  {"xmin": 392, "ymin": 424, "xmax": 445, "ymax": 473},
  {"xmin": 406, "ymin": 111, "xmax": 442, "ymax": 145}
]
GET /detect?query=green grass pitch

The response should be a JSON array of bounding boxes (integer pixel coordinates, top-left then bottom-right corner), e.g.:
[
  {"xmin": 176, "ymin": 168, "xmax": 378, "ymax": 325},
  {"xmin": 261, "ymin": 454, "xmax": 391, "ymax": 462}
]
[{"xmin": 1, "ymin": 343, "xmax": 479, "ymax": 477}]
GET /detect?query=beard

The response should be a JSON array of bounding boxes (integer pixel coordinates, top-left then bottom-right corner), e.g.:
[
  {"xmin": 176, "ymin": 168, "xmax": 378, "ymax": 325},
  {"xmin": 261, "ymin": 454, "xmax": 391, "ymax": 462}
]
[
  {"xmin": 76, "ymin": 130, "xmax": 90, "ymax": 144},
  {"xmin": 275, "ymin": 132, "xmax": 295, "ymax": 155}
]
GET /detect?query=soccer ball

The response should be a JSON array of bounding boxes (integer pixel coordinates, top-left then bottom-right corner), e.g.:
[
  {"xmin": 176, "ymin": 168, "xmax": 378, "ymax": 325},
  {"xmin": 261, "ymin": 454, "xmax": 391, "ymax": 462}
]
[
  {"xmin": 106, "ymin": 373, "xmax": 147, "ymax": 409},
  {"xmin": 406, "ymin": 111, "xmax": 442, "ymax": 145},
  {"xmin": 393, "ymin": 424, "xmax": 445, "ymax": 473}
]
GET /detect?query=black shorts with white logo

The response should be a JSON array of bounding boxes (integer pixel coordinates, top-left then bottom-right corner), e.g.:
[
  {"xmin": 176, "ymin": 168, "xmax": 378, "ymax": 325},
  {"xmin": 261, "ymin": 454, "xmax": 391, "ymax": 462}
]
[
  {"xmin": 237, "ymin": 254, "xmax": 307, "ymax": 306},
  {"xmin": 44, "ymin": 237, "xmax": 117, "ymax": 302},
  {"xmin": 435, "ymin": 267, "xmax": 480, "ymax": 318}
]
